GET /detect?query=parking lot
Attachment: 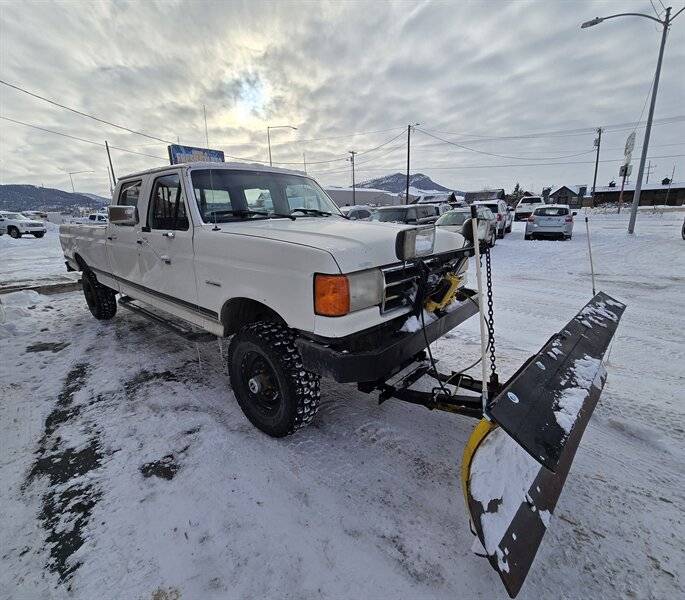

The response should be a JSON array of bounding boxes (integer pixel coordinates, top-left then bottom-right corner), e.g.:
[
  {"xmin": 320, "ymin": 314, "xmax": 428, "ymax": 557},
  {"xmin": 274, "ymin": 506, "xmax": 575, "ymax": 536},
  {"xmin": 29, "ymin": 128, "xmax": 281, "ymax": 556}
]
[{"xmin": 1, "ymin": 211, "xmax": 684, "ymax": 600}]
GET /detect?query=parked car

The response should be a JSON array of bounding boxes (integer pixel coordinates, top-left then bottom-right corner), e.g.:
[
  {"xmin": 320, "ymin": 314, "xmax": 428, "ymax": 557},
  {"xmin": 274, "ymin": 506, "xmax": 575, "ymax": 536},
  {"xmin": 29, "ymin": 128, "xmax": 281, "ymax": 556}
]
[
  {"xmin": 525, "ymin": 205, "xmax": 576, "ymax": 240},
  {"xmin": 514, "ymin": 196, "xmax": 545, "ymax": 221},
  {"xmin": 70, "ymin": 212, "xmax": 109, "ymax": 224},
  {"xmin": 371, "ymin": 204, "xmax": 439, "ymax": 225},
  {"xmin": 472, "ymin": 199, "xmax": 512, "ymax": 238},
  {"xmin": 436, "ymin": 207, "xmax": 496, "ymax": 247},
  {"xmin": 339, "ymin": 205, "xmax": 373, "ymax": 221},
  {"xmin": 0, "ymin": 211, "xmax": 47, "ymax": 238}
]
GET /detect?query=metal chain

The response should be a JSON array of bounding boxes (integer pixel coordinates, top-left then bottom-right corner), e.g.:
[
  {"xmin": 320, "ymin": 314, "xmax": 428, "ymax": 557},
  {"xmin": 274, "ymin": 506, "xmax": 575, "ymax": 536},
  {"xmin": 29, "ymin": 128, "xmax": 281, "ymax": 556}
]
[{"xmin": 484, "ymin": 247, "xmax": 498, "ymax": 380}]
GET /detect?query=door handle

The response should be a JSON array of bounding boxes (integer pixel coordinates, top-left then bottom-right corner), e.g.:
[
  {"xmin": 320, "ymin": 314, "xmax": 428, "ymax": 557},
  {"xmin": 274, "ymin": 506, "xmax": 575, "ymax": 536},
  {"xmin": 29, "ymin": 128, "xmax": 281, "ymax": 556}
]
[
  {"xmin": 160, "ymin": 255, "xmax": 171, "ymax": 264},
  {"xmin": 162, "ymin": 232, "xmax": 175, "ymax": 239}
]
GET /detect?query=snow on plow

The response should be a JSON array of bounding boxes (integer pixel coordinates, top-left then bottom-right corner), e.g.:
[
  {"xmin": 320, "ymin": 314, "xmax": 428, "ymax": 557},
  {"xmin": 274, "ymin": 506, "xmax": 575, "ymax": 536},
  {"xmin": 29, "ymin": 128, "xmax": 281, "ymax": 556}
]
[{"xmin": 461, "ymin": 292, "xmax": 626, "ymax": 597}]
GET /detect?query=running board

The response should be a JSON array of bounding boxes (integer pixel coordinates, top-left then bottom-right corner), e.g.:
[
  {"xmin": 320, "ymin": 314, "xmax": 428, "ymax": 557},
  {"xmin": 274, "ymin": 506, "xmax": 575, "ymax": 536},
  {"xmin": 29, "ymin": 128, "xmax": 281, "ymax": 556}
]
[{"xmin": 118, "ymin": 296, "xmax": 217, "ymax": 342}]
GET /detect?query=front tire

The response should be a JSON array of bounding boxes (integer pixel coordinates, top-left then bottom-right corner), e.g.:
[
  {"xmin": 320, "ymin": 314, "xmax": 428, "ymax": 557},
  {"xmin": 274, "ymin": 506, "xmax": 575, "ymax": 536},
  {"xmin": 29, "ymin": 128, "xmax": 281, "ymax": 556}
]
[
  {"xmin": 524, "ymin": 234, "xmax": 533, "ymax": 240},
  {"xmin": 82, "ymin": 269, "xmax": 117, "ymax": 320},
  {"xmin": 33, "ymin": 232, "xmax": 45, "ymax": 238},
  {"xmin": 8, "ymin": 227, "xmax": 21, "ymax": 239},
  {"xmin": 228, "ymin": 322, "xmax": 320, "ymax": 437}
]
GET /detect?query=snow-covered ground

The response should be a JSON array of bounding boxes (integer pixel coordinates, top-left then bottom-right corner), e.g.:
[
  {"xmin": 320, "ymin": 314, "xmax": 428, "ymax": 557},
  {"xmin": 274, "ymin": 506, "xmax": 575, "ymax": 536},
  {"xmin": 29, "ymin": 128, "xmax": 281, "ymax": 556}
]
[
  {"xmin": 0, "ymin": 223, "xmax": 66, "ymax": 285},
  {"xmin": 1, "ymin": 211, "xmax": 683, "ymax": 599}
]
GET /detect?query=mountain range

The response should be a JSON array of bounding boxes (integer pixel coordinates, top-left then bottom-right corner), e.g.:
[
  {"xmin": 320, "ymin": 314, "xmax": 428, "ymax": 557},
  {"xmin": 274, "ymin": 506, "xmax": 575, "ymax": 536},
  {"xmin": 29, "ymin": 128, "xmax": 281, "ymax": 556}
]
[
  {"xmin": 358, "ymin": 173, "xmax": 462, "ymax": 195},
  {"xmin": 0, "ymin": 185, "xmax": 109, "ymax": 212}
]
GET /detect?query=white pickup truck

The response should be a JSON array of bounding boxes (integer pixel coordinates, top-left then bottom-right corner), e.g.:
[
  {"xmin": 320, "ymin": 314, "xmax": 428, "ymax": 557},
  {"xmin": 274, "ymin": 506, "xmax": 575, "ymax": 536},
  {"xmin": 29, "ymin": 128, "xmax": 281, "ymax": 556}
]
[{"xmin": 60, "ymin": 162, "xmax": 477, "ymax": 436}]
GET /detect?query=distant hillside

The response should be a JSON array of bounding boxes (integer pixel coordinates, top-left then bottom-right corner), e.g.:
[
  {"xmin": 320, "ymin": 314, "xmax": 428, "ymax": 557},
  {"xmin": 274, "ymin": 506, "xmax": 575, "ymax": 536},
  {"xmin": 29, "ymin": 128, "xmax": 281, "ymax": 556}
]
[
  {"xmin": 0, "ymin": 185, "xmax": 109, "ymax": 212},
  {"xmin": 358, "ymin": 172, "xmax": 461, "ymax": 194}
]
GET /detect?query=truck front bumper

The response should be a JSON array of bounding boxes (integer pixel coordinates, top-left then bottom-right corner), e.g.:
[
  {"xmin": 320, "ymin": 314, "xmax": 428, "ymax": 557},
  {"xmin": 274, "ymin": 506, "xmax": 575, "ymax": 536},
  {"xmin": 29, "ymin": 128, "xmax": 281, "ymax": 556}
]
[{"xmin": 296, "ymin": 290, "xmax": 479, "ymax": 383}]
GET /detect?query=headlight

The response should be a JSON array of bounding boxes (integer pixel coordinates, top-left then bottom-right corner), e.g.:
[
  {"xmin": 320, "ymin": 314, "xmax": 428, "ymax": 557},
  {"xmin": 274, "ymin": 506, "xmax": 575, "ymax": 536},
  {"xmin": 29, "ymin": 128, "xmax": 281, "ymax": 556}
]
[
  {"xmin": 395, "ymin": 226, "xmax": 435, "ymax": 261},
  {"xmin": 314, "ymin": 268, "xmax": 383, "ymax": 317}
]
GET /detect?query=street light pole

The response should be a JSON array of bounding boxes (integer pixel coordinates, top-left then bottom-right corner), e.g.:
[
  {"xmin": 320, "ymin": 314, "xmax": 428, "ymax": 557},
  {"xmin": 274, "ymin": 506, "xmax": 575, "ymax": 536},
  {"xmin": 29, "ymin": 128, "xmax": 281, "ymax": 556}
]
[
  {"xmin": 348, "ymin": 150, "xmax": 357, "ymax": 206},
  {"xmin": 628, "ymin": 6, "xmax": 670, "ymax": 233},
  {"xmin": 591, "ymin": 127, "xmax": 602, "ymax": 203},
  {"xmin": 405, "ymin": 123, "xmax": 419, "ymax": 205},
  {"xmin": 581, "ymin": 6, "xmax": 683, "ymax": 233},
  {"xmin": 266, "ymin": 125, "xmax": 298, "ymax": 166}
]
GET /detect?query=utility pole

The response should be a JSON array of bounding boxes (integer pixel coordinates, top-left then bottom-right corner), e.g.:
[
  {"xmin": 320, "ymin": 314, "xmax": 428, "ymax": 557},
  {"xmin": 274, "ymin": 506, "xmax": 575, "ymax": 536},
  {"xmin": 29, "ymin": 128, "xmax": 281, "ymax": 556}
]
[
  {"xmin": 645, "ymin": 160, "xmax": 656, "ymax": 183},
  {"xmin": 203, "ymin": 105, "xmax": 209, "ymax": 147},
  {"xmin": 105, "ymin": 140, "xmax": 116, "ymax": 184},
  {"xmin": 348, "ymin": 150, "xmax": 357, "ymax": 206},
  {"xmin": 591, "ymin": 127, "xmax": 602, "ymax": 203},
  {"xmin": 404, "ymin": 123, "xmax": 420, "ymax": 204},
  {"xmin": 267, "ymin": 125, "xmax": 298, "ymax": 167},
  {"xmin": 664, "ymin": 164, "xmax": 676, "ymax": 205}
]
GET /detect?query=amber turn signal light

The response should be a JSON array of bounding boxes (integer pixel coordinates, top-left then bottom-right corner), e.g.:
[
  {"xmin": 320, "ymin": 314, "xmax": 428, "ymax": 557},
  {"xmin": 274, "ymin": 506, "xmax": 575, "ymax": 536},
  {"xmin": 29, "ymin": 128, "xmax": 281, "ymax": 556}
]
[{"xmin": 314, "ymin": 274, "xmax": 350, "ymax": 316}]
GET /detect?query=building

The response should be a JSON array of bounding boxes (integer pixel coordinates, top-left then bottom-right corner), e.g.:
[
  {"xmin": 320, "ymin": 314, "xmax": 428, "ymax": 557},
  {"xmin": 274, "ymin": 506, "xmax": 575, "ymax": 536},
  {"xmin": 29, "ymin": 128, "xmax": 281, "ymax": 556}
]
[
  {"xmin": 464, "ymin": 189, "xmax": 505, "ymax": 204},
  {"xmin": 324, "ymin": 187, "xmax": 397, "ymax": 207},
  {"xmin": 592, "ymin": 180, "xmax": 685, "ymax": 206},
  {"xmin": 549, "ymin": 185, "xmax": 588, "ymax": 208}
]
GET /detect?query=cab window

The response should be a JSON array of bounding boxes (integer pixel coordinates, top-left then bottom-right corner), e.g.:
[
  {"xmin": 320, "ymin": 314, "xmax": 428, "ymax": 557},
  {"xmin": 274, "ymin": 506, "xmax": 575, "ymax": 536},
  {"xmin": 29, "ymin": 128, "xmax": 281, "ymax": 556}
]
[
  {"xmin": 148, "ymin": 173, "xmax": 189, "ymax": 230},
  {"xmin": 118, "ymin": 180, "xmax": 142, "ymax": 207}
]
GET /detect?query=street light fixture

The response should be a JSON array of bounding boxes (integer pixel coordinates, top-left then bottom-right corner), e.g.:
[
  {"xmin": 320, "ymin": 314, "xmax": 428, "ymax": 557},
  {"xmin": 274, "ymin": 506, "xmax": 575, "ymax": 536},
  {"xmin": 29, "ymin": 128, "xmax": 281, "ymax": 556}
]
[
  {"xmin": 267, "ymin": 125, "xmax": 298, "ymax": 167},
  {"xmin": 60, "ymin": 168, "xmax": 94, "ymax": 193},
  {"xmin": 581, "ymin": 6, "xmax": 684, "ymax": 233}
]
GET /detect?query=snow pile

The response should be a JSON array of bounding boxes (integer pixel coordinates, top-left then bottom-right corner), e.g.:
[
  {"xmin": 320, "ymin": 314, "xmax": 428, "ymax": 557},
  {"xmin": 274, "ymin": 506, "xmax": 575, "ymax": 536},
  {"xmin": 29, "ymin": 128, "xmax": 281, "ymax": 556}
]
[
  {"xmin": 469, "ymin": 427, "xmax": 542, "ymax": 569},
  {"xmin": 553, "ymin": 355, "xmax": 604, "ymax": 434},
  {"xmin": 400, "ymin": 310, "xmax": 437, "ymax": 333}
]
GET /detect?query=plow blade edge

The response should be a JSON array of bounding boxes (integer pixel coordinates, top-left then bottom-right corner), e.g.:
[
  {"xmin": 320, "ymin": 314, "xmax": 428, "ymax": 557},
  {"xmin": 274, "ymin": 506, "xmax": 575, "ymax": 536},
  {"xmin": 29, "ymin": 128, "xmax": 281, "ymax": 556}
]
[{"xmin": 462, "ymin": 292, "xmax": 625, "ymax": 597}]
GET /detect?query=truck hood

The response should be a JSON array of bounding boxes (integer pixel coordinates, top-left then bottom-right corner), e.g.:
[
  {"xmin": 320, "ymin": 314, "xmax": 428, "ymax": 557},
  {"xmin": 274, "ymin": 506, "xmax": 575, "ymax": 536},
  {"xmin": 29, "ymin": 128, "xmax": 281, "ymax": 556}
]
[{"xmin": 215, "ymin": 217, "xmax": 466, "ymax": 272}]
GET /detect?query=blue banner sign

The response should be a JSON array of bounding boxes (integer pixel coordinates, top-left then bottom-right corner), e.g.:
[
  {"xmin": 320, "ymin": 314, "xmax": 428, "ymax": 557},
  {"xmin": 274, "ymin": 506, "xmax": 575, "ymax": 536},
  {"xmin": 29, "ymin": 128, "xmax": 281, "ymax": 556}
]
[{"xmin": 168, "ymin": 144, "xmax": 225, "ymax": 165}]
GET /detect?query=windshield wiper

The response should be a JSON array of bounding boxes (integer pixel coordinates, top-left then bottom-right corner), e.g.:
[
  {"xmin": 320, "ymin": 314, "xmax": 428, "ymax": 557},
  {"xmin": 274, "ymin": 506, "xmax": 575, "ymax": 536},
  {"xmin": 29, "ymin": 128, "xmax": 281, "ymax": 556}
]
[
  {"xmin": 208, "ymin": 209, "xmax": 296, "ymax": 221},
  {"xmin": 290, "ymin": 208, "xmax": 336, "ymax": 217}
]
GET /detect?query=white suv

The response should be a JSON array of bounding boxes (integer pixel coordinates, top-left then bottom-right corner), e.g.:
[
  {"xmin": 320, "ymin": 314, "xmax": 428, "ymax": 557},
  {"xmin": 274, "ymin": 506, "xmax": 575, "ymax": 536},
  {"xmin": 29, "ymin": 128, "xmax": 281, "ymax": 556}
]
[
  {"xmin": 514, "ymin": 196, "xmax": 545, "ymax": 221},
  {"xmin": 0, "ymin": 211, "xmax": 47, "ymax": 238},
  {"xmin": 473, "ymin": 200, "xmax": 511, "ymax": 238}
]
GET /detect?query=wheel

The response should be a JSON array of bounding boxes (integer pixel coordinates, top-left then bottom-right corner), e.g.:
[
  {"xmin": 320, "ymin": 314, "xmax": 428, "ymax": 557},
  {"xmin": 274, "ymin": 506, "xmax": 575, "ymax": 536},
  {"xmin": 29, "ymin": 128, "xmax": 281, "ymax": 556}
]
[
  {"xmin": 497, "ymin": 227, "xmax": 504, "ymax": 239},
  {"xmin": 228, "ymin": 322, "xmax": 320, "ymax": 437},
  {"xmin": 33, "ymin": 232, "xmax": 45, "ymax": 238},
  {"xmin": 82, "ymin": 269, "xmax": 117, "ymax": 320},
  {"xmin": 505, "ymin": 223, "xmax": 512, "ymax": 233},
  {"xmin": 489, "ymin": 232, "xmax": 496, "ymax": 247},
  {"xmin": 524, "ymin": 234, "xmax": 533, "ymax": 241},
  {"xmin": 681, "ymin": 219, "xmax": 685, "ymax": 240},
  {"xmin": 8, "ymin": 226, "xmax": 21, "ymax": 239}
]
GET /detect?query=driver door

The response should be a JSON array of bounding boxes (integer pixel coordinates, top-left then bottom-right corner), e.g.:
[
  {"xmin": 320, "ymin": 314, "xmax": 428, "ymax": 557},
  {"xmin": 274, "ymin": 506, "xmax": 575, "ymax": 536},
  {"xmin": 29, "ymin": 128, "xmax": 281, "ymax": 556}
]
[{"xmin": 138, "ymin": 172, "xmax": 199, "ymax": 308}]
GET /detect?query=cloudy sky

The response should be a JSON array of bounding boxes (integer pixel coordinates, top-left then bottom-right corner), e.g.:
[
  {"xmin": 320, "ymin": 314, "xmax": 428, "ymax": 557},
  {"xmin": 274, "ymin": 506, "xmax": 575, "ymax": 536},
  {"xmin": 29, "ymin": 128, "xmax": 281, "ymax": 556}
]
[{"xmin": 1, "ymin": 0, "xmax": 684, "ymax": 197}]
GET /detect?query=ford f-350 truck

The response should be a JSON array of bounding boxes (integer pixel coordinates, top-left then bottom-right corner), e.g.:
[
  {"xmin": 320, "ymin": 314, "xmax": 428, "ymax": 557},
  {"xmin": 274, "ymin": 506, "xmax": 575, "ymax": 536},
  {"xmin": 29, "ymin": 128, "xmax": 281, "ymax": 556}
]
[
  {"xmin": 59, "ymin": 160, "xmax": 626, "ymax": 597},
  {"xmin": 60, "ymin": 161, "xmax": 476, "ymax": 436}
]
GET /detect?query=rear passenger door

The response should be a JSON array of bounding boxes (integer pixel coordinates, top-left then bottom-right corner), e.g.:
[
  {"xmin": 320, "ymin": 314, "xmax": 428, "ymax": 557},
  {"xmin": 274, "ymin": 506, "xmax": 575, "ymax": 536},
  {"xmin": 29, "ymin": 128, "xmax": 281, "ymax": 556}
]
[
  {"xmin": 139, "ymin": 172, "xmax": 199, "ymax": 307},
  {"xmin": 106, "ymin": 179, "xmax": 143, "ymax": 286}
]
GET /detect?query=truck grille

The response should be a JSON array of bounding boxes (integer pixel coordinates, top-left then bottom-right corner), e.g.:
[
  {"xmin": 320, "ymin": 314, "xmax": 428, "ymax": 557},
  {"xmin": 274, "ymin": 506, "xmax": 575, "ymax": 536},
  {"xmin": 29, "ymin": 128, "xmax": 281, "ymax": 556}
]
[{"xmin": 380, "ymin": 250, "xmax": 467, "ymax": 314}]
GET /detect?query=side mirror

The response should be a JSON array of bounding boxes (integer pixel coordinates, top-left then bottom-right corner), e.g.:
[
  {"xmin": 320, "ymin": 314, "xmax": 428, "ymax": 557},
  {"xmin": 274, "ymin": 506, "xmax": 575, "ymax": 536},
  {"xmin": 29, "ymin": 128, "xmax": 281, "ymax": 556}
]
[
  {"xmin": 572, "ymin": 212, "xmax": 577, "ymax": 216},
  {"xmin": 108, "ymin": 205, "xmax": 138, "ymax": 226}
]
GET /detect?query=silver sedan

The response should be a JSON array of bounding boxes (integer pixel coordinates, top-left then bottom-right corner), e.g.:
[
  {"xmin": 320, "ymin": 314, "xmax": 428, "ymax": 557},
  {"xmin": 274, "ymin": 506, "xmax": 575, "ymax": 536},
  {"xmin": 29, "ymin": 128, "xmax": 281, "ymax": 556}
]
[{"xmin": 525, "ymin": 205, "xmax": 576, "ymax": 240}]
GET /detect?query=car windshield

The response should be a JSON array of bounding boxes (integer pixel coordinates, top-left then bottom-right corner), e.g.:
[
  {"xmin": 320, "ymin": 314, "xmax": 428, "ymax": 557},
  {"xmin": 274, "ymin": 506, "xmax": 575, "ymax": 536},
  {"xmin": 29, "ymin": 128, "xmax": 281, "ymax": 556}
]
[
  {"xmin": 521, "ymin": 197, "xmax": 542, "ymax": 204},
  {"xmin": 3, "ymin": 212, "xmax": 26, "ymax": 220},
  {"xmin": 535, "ymin": 207, "xmax": 569, "ymax": 216},
  {"xmin": 479, "ymin": 203, "xmax": 498, "ymax": 213},
  {"xmin": 372, "ymin": 208, "xmax": 408, "ymax": 222},
  {"xmin": 190, "ymin": 169, "xmax": 342, "ymax": 223},
  {"xmin": 436, "ymin": 211, "xmax": 468, "ymax": 226}
]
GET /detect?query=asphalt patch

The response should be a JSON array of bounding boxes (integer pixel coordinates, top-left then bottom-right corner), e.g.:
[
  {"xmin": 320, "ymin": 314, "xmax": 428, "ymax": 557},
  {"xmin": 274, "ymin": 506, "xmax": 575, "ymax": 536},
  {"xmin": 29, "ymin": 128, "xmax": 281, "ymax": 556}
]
[{"xmin": 141, "ymin": 454, "xmax": 179, "ymax": 480}]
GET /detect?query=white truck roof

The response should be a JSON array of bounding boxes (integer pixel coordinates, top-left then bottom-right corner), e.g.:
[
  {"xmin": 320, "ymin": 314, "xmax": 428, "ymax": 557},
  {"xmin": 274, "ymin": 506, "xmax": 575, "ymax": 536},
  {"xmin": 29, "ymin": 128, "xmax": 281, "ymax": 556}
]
[{"xmin": 123, "ymin": 161, "xmax": 307, "ymax": 180}]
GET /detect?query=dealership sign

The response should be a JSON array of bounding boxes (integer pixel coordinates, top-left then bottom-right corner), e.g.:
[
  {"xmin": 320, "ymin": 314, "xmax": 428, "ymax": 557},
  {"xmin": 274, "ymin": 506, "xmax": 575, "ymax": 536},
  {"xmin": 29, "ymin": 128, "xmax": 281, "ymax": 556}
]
[{"xmin": 168, "ymin": 144, "xmax": 225, "ymax": 165}]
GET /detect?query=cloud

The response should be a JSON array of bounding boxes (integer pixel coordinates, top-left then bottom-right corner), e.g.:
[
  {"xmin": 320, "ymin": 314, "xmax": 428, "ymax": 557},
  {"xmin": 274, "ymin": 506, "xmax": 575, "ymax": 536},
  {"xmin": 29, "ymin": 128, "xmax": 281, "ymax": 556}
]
[{"xmin": 1, "ymin": 0, "xmax": 683, "ymax": 196}]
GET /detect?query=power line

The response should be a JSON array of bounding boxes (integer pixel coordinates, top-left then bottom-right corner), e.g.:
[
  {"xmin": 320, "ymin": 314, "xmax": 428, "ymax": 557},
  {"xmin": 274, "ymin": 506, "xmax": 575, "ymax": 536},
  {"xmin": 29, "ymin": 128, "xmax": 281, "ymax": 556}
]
[
  {"xmin": 415, "ymin": 128, "xmax": 596, "ymax": 161},
  {"xmin": 0, "ymin": 78, "xmax": 174, "ymax": 144},
  {"xmin": 0, "ymin": 116, "xmax": 168, "ymax": 160}
]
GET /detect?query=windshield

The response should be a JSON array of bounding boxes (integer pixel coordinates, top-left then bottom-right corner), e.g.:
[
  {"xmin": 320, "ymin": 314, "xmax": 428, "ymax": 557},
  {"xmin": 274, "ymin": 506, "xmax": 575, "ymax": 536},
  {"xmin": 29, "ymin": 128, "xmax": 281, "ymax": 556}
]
[
  {"xmin": 535, "ymin": 207, "xmax": 569, "ymax": 216},
  {"xmin": 520, "ymin": 197, "xmax": 542, "ymax": 204},
  {"xmin": 372, "ymin": 208, "xmax": 408, "ymax": 222},
  {"xmin": 190, "ymin": 169, "xmax": 342, "ymax": 222},
  {"xmin": 436, "ymin": 211, "xmax": 468, "ymax": 226},
  {"xmin": 3, "ymin": 212, "xmax": 25, "ymax": 220}
]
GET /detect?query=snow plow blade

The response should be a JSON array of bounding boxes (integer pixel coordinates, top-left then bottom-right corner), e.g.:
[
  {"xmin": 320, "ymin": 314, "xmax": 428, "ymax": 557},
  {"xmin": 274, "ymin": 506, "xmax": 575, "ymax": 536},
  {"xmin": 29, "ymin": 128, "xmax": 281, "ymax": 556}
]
[{"xmin": 462, "ymin": 292, "xmax": 625, "ymax": 598}]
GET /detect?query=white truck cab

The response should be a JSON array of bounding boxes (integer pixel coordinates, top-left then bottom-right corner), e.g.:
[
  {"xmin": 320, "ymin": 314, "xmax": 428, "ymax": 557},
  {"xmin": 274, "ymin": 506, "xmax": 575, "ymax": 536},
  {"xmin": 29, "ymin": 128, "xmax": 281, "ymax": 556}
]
[{"xmin": 60, "ymin": 162, "xmax": 477, "ymax": 436}]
